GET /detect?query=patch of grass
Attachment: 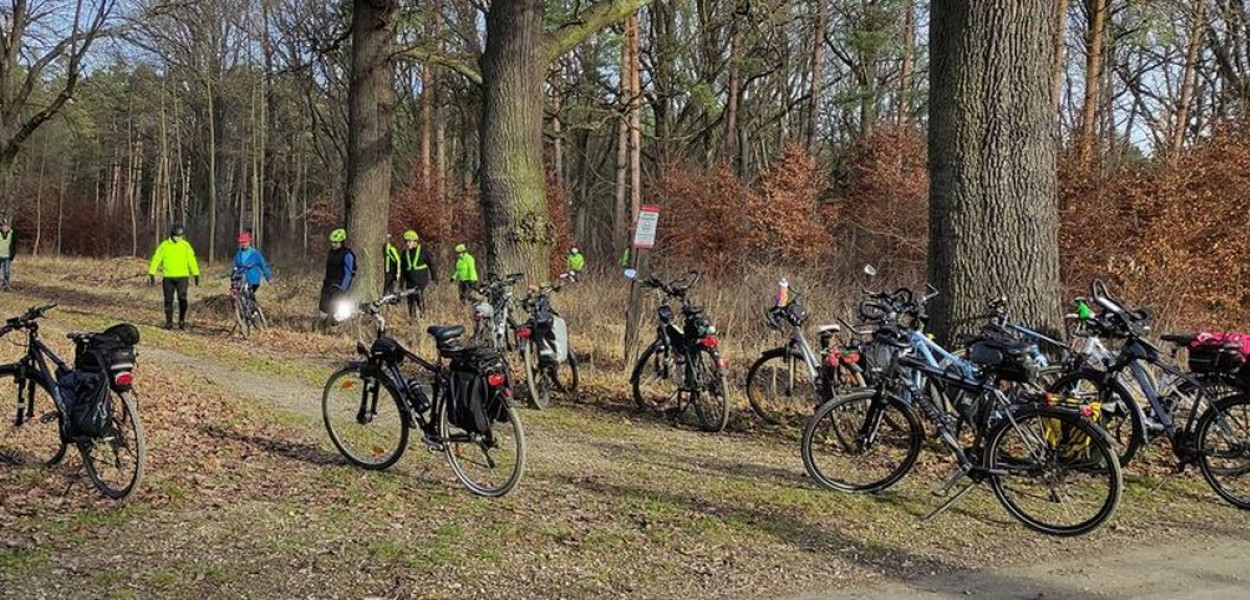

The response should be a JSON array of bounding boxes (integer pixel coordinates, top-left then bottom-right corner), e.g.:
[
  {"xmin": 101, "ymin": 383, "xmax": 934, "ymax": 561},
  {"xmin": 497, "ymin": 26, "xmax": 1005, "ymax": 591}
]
[{"xmin": 0, "ymin": 547, "xmax": 48, "ymax": 578}]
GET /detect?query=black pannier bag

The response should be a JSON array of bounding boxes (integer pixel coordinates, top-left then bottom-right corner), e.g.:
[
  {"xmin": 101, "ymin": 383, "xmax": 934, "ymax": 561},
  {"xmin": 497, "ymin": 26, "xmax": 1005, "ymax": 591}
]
[
  {"xmin": 1188, "ymin": 345, "xmax": 1245, "ymax": 373},
  {"xmin": 446, "ymin": 347, "xmax": 509, "ymax": 434},
  {"xmin": 58, "ymin": 370, "xmax": 112, "ymax": 438},
  {"xmin": 966, "ymin": 333, "xmax": 1038, "ymax": 383},
  {"xmin": 75, "ymin": 323, "xmax": 139, "ymax": 379}
]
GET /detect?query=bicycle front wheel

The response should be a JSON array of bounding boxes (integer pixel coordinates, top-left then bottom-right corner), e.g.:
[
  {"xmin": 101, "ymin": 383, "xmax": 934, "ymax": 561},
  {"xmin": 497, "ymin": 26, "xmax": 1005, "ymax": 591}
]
[
  {"xmin": 0, "ymin": 368, "xmax": 66, "ymax": 467},
  {"xmin": 745, "ymin": 348, "xmax": 815, "ymax": 425},
  {"xmin": 986, "ymin": 406, "xmax": 1122, "ymax": 536},
  {"xmin": 1047, "ymin": 370, "xmax": 1145, "ymax": 468},
  {"xmin": 801, "ymin": 389, "xmax": 923, "ymax": 493},
  {"xmin": 689, "ymin": 347, "xmax": 729, "ymax": 433},
  {"xmin": 1195, "ymin": 394, "xmax": 1250, "ymax": 509},
  {"xmin": 234, "ymin": 296, "xmax": 251, "ymax": 339},
  {"xmin": 80, "ymin": 391, "xmax": 146, "ymax": 501},
  {"xmin": 521, "ymin": 341, "xmax": 550, "ymax": 410},
  {"xmin": 631, "ymin": 340, "xmax": 679, "ymax": 411},
  {"xmin": 322, "ymin": 366, "xmax": 409, "ymax": 470},
  {"xmin": 442, "ymin": 396, "xmax": 526, "ymax": 497}
]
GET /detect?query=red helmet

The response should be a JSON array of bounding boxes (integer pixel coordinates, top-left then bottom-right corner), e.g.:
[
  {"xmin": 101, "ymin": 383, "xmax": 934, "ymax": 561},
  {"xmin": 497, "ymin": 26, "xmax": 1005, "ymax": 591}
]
[{"xmin": 237, "ymin": 232, "xmax": 252, "ymax": 244}]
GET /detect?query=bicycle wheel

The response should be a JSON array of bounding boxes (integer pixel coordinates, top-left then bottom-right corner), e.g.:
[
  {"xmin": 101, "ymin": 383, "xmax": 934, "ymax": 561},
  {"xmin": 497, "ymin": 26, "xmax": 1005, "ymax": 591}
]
[
  {"xmin": 0, "ymin": 368, "xmax": 66, "ymax": 467},
  {"xmin": 553, "ymin": 342, "xmax": 579, "ymax": 397},
  {"xmin": 1195, "ymin": 394, "xmax": 1250, "ymax": 509},
  {"xmin": 233, "ymin": 296, "xmax": 250, "ymax": 339},
  {"xmin": 801, "ymin": 389, "xmax": 923, "ymax": 493},
  {"xmin": 80, "ymin": 391, "xmax": 146, "ymax": 501},
  {"xmin": 1047, "ymin": 370, "xmax": 1145, "ymax": 468},
  {"xmin": 521, "ymin": 341, "xmax": 549, "ymax": 410},
  {"xmin": 252, "ymin": 301, "xmax": 268, "ymax": 330},
  {"xmin": 986, "ymin": 406, "xmax": 1122, "ymax": 536},
  {"xmin": 442, "ymin": 395, "xmax": 526, "ymax": 497},
  {"xmin": 745, "ymin": 348, "xmax": 815, "ymax": 425},
  {"xmin": 322, "ymin": 366, "xmax": 409, "ymax": 470},
  {"xmin": 631, "ymin": 340, "xmax": 680, "ymax": 411},
  {"xmin": 688, "ymin": 347, "xmax": 729, "ymax": 432}
]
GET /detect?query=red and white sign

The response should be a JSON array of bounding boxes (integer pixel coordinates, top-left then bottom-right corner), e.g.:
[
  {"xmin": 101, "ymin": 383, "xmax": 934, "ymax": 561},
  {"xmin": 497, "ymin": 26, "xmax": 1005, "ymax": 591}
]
[{"xmin": 632, "ymin": 205, "xmax": 661, "ymax": 249}]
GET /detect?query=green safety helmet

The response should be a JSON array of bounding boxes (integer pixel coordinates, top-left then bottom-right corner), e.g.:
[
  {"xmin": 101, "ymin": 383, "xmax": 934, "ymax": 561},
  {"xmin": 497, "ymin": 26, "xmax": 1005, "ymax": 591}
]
[
  {"xmin": 455, "ymin": 243, "xmax": 467, "ymax": 253},
  {"xmin": 329, "ymin": 228, "xmax": 347, "ymax": 243},
  {"xmin": 403, "ymin": 230, "xmax": 419, "ymax": 242}
]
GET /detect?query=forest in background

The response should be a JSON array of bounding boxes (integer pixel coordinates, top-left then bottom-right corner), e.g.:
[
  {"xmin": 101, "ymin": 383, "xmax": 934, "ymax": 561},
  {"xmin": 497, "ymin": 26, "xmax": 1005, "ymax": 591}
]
[{"xmin": 3, "ymin": 0, "xmax": 1250, "ymax": 327}]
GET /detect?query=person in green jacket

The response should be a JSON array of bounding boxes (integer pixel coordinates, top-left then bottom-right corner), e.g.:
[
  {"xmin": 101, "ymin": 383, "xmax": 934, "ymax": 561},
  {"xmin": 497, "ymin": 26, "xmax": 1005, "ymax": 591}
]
[
  {"xmin": 0, "ymin": 219, "xmax": 16, "ymax": 291},
  {"xmin": 383, "ymin": 233, "xmax": 402, "ymax": 294},
  {"xmin": 148, "ymin": 223, "xmax": 201, "ymax": 330},
  {"xmin": 451, "ymin": 243, "xmax": 478, "ymax": 302},
  {"xmin": 567, "ymin": 247, "xmax": 585, "ymax": 276}
]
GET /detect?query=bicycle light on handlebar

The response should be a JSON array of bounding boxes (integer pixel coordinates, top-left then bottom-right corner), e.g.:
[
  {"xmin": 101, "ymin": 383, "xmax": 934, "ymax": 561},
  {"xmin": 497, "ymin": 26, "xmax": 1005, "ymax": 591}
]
[{"xmin": 332, "ymin": 299, "xmax": 356, "ymax": 323}]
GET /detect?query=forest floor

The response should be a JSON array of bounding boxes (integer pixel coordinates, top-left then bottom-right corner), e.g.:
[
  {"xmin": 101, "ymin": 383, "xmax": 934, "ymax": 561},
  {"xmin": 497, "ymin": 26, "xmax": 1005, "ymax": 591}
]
[{"xmin": 0, "ymin": 256, "xmax": 1247, "ymax": 599}]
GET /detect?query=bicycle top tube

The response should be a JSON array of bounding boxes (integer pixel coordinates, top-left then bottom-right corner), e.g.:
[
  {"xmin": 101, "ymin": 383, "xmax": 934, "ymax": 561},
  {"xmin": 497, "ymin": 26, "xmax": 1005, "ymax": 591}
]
[{"xmin": 1008, "ymin": 323, "xmax": 1066, "ymax": 351}]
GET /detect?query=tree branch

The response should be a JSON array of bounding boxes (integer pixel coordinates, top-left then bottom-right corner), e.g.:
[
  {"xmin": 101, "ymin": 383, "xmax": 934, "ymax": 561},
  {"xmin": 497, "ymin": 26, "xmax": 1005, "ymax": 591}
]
[
  {"xmin": 396, "ymin": 46, "xmax": 482, "ymax": 85},
  {"xmin": 541, "ymin": 0, "xmax": 656, "ymax": 65}
]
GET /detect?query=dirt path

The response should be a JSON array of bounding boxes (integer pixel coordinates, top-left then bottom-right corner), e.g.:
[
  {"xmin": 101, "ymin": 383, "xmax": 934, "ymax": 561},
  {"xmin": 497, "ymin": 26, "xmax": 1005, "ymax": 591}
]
[{"xmin": 797, "ymin": 533, "xmax": 1250, "ymax": 599}]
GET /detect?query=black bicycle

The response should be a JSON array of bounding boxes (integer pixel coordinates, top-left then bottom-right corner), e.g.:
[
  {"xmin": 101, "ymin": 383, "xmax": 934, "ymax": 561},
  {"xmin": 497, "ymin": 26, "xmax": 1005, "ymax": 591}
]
[
  {"xmin": 321, "ymin": 290, "xmax": 526, "ymax": 497},
  {"xmin": 516, "ymin": 275, "xmax": 579, "ymax": 409},
  {"xmin": 629, "ymin": 271, "xmax": 729, "ymax": 432},
  {"xmin": 229, "ymin": 267, "xmax": 267, "ymax": 339},
  {"xmin": 0, "ymin": 305, "xmax": 146, "ymax": 501}
]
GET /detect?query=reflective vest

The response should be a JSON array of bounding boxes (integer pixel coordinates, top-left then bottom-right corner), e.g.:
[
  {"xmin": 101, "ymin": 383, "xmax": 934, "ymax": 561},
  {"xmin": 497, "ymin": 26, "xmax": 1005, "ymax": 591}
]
[
  {"xmin": 404, "ymin": 246, "xmax": 429, "ymax": 271},
  {"xmin": 385, "ymin": 243, "xmax": 401, "ymax": 275}
]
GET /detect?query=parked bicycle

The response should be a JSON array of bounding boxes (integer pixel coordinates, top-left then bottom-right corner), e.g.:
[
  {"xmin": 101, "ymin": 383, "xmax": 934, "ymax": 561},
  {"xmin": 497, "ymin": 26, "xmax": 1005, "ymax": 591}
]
[
  {"xmin": 629, "ymin": 271, "xmax": 729, "ymax": 432},
  {"xmin": 745, "ymin": 282, "xmax": 867, "ymax": 425},
  {"xmin": 321, "ymin": 289, "xmax": 526, "ymax": 497},
  {"xmin": 471, "ymin": 272, "xmax": 523, "ymax": 352},
  {"xmin": 516, "ymin": 274, "xmax": 579, "ymax": 409},
  {"xmin": 801, "ymin": 287, "xmax": 1123, "ymax": 536},
  {"xmin": 0, "ymin": 305, "xmax": 146, "ymax": 501},
  {"xmin": 1046, "ymin": 280, "xmax": 1250, "ymax": 509},
  {"xmin": 230, "ymin": 267, "xmax": 267, "ymax": 339}
]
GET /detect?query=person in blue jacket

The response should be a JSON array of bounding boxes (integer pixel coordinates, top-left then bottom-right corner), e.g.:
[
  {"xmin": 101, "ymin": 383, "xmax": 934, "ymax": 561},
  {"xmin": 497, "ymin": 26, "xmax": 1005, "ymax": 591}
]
[{"xmin": 233, "ymin": 231, "xmax": 272, "ymax": 292}]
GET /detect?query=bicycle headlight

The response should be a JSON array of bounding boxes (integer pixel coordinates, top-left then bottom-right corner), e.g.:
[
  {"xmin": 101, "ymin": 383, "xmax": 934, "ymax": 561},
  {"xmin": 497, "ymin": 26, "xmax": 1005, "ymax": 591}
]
[{"xmin": 332, "ymin": 299, "xmax": 356, "ymax": 323}]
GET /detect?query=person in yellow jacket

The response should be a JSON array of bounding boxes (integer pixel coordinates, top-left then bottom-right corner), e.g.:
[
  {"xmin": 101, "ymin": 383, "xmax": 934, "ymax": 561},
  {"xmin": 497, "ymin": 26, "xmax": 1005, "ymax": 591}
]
[
  {"xmin": 148, "ymin": 223, "xmax": 201, "ymax": 330},
  {"xmin": 451, "ymin": 243, "xmax": 478, "ymax": 302}
]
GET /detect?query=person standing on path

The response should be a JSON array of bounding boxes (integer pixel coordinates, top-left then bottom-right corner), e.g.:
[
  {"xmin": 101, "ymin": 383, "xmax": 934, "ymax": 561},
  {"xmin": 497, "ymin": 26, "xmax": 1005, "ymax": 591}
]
[
  {"xmin": 148, "ymin": 223, "xmax": 201, "ymax": 330},
  {"xmin": 319, "ymin": 228, "xmax": 356, "ymax": 322},
  {"xmin": 384, "ymin": 233, "xmax": 401, "ymax": 294},
  {"xmin": 0, "ymin": 219, "xmax": 16, "ymax": 291},
  {"xmin": 451, "ymin": 243, "xmax": 478, "ymax": 303},
  {"xmin": 399, "ymin": 230, "xmax": 435, "ymax": 317}
]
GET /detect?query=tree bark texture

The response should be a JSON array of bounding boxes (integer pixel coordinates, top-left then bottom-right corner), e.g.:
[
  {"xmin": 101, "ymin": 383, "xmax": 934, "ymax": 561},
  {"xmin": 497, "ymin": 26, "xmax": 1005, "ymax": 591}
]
[
  {"xmin": 480, "ymin": 0, "xmax": 550, "ymax": 280},
  {"xmin": 1050, "ymin": 0, "xmax": 1070, "ymax": 114},
  {"xmin": 928, "ymin": 0, "xmax": 1062, "ymax": 343},
  {"xmin": 346, "ymin": 0, "xmax": 397, "ymax": 295}
]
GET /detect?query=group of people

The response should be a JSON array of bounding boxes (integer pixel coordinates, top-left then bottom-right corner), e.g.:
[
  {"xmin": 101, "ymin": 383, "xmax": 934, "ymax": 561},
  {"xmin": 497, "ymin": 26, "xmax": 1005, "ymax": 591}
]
[{"xmin": 140, "ymin": 224, "xmax": 589, "ymax": 329}]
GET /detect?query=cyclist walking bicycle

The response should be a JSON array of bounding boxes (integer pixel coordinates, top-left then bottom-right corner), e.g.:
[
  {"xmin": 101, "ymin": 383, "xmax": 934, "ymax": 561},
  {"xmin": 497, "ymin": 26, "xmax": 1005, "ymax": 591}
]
[{"xmin": 148, "ymin": 223, "xmax": 201, "ymax": 330}]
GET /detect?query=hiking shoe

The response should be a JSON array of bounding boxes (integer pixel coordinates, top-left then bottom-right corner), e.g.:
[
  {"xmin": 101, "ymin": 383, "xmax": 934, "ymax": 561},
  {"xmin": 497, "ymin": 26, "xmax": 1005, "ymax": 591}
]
[
  {"xmin": 163, "ymin": 321, "xmax": 174, "ymax": 330},
  {"xmin": 178, "ymin": 321, "xmax": 187, "ymax": 330}
]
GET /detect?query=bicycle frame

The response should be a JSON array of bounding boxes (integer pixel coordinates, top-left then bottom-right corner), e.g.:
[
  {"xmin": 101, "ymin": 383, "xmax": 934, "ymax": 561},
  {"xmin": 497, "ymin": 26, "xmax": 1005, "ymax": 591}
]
[{"xmin": 8, "ymin": 327, "xmax": 74, "ymax": 437}]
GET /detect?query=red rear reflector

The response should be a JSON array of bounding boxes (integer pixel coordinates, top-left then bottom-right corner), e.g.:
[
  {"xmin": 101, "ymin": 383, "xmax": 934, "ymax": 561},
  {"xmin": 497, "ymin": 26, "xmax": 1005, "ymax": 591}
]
[
  {"xmin": 517, "ymin": 327, "xmax": 532, "ymax": 339},
  {"xmin": 487, "ymin": 373, "xmax": 506, "ymax": 387},
  {"xmin": 701, "ymin": 337, "xmax": 720, "ymax": 349},
  {"xmin": 114, "ymin": 372, "xmax": 134, "ymax": 386},
  {"xmin": 843, "ymin": 352, "xmax": 860, "ymax": 364}
]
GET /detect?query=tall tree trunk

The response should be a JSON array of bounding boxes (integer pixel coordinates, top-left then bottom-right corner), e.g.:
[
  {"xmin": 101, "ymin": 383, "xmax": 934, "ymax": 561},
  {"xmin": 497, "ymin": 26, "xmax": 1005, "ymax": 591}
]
[
  {"xmin": 1170, "ymin": 0, "xmax": 1206, "ymax": 160},
  {"xmin": 33, "ymin": 147, "xmax": 45, "ymax": 256},
  {"xmin": 1051, "ymin": 0, "xmax": 1071, "ymax": 113},
  {"xmin": 897, "ymin": 0, "xmax": 915, "ymax": 126},
  {"xmin": 627, "ymin": 15, "xmax": 642, "ymax": 224},
  {"xmin": 480, "ymin": 0, "xmax": 550, "ymax": 279},
  {"xmin": 1077, "ymin": 0, "xmax": 1108, "ymax": 162},
  {"xmin": 726, "ymin": 9, "xmax": 742, "ymax": 167},
  {"xmin": 809, "ymin": 0, "xmax": 827, "ymax": 150},
  {"xmin": 552, "ymin": 65, "xmax": 565, "ymax": 187},
  {"xmin": 346, "ymin": 0, "xmax": 398, "ymax": 295},
  {"xmin": 928, "ymin": 0, "xmax": 1062, "ymax": 342},
  {"xmin": 613, "ymin": 31, "xmax": 632, "ymax": 253},
  {"xmin": 207, "ymin": 78, "xmax": 218, "ymax": 264}
]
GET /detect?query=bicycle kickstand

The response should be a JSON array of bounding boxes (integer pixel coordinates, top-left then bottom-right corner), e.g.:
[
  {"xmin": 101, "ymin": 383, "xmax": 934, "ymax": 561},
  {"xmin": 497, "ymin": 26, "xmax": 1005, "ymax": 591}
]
[
  {"xmin": 921, "ymin": 480, "xmax": 977, "ymax": 524},
  {"xmin": 1151, "ymin": 463, "xmax": 1187, "ymax": 494}
]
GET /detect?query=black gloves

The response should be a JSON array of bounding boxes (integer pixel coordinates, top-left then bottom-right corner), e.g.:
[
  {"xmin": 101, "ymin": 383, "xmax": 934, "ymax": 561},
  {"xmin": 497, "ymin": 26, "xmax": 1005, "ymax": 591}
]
[
  {"xmin": 148, "ymin": 275, "xmax": 155, "ymax": 286},
  {"xmin": 194, "ymin": 276, "xmax": 201, "ymax": 287}
]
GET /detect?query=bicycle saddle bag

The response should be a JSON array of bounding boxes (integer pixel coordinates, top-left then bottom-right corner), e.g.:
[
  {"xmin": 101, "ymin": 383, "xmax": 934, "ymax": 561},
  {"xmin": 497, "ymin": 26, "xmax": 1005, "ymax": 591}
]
[{"xmin": 967, "ymin": 334, "xmax": 1037, "ymax": 383}]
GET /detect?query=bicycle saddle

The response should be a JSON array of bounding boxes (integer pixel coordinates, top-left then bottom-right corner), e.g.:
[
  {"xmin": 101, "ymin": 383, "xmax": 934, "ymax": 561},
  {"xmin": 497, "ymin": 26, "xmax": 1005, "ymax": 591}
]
[
  {"xmin": 816, "ymin": 324, "xmax": 841, "ymax": 334},
  {"xmin": 1160, "ymin": 333, "xmax": 1196, "ymax": 346},
  {"xmin": 426, "ymin": 325, "xmax": 465, "ymax": 343}
]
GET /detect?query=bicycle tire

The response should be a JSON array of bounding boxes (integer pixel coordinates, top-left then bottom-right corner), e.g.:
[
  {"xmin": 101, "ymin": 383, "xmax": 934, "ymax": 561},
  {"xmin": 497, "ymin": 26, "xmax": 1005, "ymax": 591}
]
[
  {"xmin": 80, "ymin": 391, "xmax": 146, "ymax": 501},
  {"xmin": 986, "ymin": 405, "xmax": 1122, "ymax": 536},
  {"xmin": 322, "ymin": 366, "xmax": 409, "ymax": 470},
  {"xmin": 0, "ymin": 366, "xmax": 67, "ymax": 467},
  {"xmin": 1047, "ymin": 369, "xmax": 1145, "ymax": 468},
  {"xmin": 234, "ymin": 296, "xmax": 250, "ymax": 339},
  {"xmin": 552, "ymin": 342, "xmax": 579, "ymax": 398},
  {"xmin": 1195, "ymin": 393, "xmax": 1250, "ymax": 510},
  {"xmin": 442, "ymin": 396, "xmax": 526, "ymax": 497},
  {"xmin": 689, "ymin": 347, "xmax": 729, "ymax": 433},
  {"xmin": 631, "ymin": 340, "xmax": 679, "ymax": 411},
  {"xmin": 801, "ymin": 389, "xmax": 923, "ymax": 493},
  {"xmin": 745, "ymin": 348, "xmax": 815, "ymax": 425},
  {"xmin": 521, "ymin": 341, "xmax": 549, "ymax": 410}
]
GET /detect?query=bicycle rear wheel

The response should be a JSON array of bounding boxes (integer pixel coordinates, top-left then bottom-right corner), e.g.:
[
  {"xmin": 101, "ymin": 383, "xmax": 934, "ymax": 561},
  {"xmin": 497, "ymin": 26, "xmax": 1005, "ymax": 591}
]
[
  {"xmin": 234, "ymin": 296, "xmax": 250, "ymax": 339},
  {"xmin": 442, "ymin": 397, "xmax": 526, "ymax": 497},
  {"xmin": 80, "ymin": 391, "xmax": 146, "ymax": 501},
  {"xmin": 0, "ymin": 368, "xmax": 66, "ymax": 467},
  {"xmin": 1195, "ymin": 394, "xmax": 1250, "ymax": 509},
  {"xmin": 521, "ymin": 341, "xmax": 549, "ymax": 409},
  {"xmin": 688, "ymin": 347, "xmax": 729, "ymax": 432},
  {"xmin": 1047, "ymin": 370, "xmax": 1145, "ymax": 468},
  {"xmin": 322, "ymin": 366, "xmax": 409, "ymax": 470},
  {"xmin": 986, "ymin": 406, "xmax": 1122, "ymax": 536},
  {"xmin": 745, "ymin": 349, "xmax": 815, "ymax": 425},
  {"xmin": 801, "ymin": 389, "xmax": 923, "ymax": 493}
]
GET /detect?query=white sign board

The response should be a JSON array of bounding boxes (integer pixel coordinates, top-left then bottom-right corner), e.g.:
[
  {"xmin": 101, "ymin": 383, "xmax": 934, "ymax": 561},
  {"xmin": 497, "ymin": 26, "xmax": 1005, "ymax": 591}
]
[{"xmin": 632, "ymin": 205, "xmax": 661, "ymax": 249}]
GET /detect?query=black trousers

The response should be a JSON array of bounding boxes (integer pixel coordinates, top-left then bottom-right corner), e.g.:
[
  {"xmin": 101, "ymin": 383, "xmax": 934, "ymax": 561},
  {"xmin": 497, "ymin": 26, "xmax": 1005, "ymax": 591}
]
[{"xmin": 162, "ymin": 277, "xmax": 189, "ymax": 324}]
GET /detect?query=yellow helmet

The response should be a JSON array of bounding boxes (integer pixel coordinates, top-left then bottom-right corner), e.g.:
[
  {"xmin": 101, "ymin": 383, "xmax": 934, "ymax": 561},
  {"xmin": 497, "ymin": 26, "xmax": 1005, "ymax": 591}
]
[
  {"xmin": 455, "ymin": 243, "xmax": 467, "ymax": 253},
  {"xmin": 329, "ymin": 228, "xmax": 347, "ymax": 243},
  {"xmin": 403, "ymin": 230, "xmax": 419, "ymax": 242}
]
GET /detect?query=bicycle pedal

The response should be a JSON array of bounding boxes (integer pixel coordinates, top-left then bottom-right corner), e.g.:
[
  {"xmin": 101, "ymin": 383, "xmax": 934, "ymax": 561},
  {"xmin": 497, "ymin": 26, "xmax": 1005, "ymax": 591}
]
[{"xmin": 421, "ymin": 434, "xmax": 445, "ymax": 453}]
